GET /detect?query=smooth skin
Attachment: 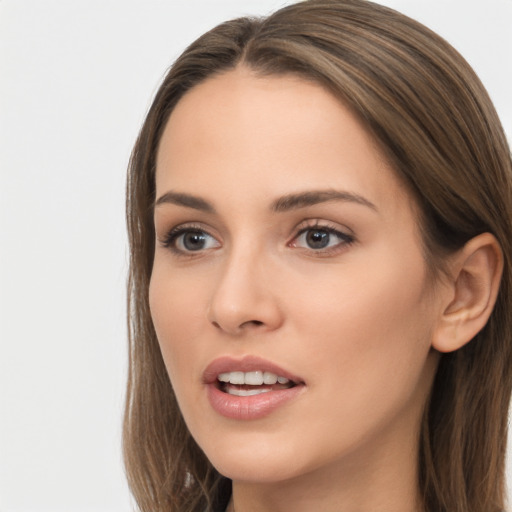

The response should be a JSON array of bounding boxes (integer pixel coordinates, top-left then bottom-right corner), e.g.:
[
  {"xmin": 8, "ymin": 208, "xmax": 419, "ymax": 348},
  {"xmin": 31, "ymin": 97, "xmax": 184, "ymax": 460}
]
[{"xmin": 149, "ymin": 68, "xmax": 502, "ymax": 512}]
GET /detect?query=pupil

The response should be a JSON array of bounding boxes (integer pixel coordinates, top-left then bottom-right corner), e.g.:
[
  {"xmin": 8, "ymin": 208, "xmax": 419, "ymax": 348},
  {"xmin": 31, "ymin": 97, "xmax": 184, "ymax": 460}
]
[
  {"xmin": 306, "ymin": 230, "xmax": 329, "ymax": 249},
  {"xmin": 183, "ymin": 232, "xmax": 206, "ymax": 250}
]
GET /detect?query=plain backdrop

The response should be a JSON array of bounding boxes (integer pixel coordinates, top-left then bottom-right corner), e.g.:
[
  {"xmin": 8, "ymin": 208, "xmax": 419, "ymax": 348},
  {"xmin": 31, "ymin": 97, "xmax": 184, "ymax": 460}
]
[{"xmin": 0, "ymin": 1, "xmax": 510, "ymax": 511}]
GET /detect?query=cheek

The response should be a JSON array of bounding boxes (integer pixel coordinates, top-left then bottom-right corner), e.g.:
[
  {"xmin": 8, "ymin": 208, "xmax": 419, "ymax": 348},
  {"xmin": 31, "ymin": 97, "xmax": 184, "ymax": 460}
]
[
  {"xmin": 287, "ymin": 250, "xmax": 435, "ymax": 402},
  {"xmin": 148, "ymin": 265, "xmax": 210, "ymax": 385},
  {"xmin": 274, "ymin": 261, "xmax": 436, "ymax": 467}
]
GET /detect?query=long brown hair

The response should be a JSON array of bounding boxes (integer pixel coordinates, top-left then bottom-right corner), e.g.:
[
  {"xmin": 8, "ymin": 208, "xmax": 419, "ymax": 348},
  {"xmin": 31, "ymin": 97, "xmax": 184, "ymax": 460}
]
[{"xmin": 124, "ymin": 1, "xmax": 512, "ymax": 510}]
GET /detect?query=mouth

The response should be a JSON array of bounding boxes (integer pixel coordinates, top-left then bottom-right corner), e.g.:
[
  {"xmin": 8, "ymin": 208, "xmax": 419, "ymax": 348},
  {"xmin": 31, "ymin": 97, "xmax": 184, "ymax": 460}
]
[
  {"xmin": 203, "ymin": 356, "xmax": 304, "ymax": 420},
  {"xmin": 216, "ymin": 370, "xmax": 297, "ymax": 396}
]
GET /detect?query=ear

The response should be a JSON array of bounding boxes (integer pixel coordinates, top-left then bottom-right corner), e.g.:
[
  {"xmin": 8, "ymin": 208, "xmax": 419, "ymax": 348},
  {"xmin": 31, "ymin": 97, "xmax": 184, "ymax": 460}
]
[{"xmin": 432, "ymin": 233, "xmax": 503, "ymax": 353}]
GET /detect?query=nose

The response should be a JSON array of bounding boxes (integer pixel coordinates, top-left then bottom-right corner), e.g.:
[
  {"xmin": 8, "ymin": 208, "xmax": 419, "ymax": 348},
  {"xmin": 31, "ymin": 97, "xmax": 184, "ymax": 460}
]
[{"xmin": 207, "ymin": 248, "xmax": 284, "ymax": 336}]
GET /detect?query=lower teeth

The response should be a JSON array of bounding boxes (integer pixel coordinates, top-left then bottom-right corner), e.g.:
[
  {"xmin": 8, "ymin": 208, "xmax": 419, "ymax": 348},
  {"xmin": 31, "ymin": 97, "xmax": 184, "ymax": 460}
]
[
  {"xmin": 219, "ymin": 381, "xmax": 281, "ymax": 396},
  {"xmin": 226, "ymin": 387, "xmax": 272, "ymax": 397}
]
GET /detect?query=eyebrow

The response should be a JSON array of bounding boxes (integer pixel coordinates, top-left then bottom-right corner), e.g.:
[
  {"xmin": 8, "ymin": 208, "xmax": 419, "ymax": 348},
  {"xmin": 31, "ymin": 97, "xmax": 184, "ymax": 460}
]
[
  {"xmin": 154, "ymin": 189, "xmax": 377, "ymax": 213},
  {"xmin": 271, "ymin": 190, "xmax": 377, "ymax": 213},
  {"xmin": 154, "ymin": 191, "xmax": 215, "ymax": 212}
]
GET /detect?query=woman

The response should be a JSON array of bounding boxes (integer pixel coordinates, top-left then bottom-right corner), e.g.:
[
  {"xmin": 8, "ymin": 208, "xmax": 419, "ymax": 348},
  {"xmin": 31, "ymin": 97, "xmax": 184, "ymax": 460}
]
[{"xmin": 123, "ymin": 1, "xmax": 512, "ymax": 511}]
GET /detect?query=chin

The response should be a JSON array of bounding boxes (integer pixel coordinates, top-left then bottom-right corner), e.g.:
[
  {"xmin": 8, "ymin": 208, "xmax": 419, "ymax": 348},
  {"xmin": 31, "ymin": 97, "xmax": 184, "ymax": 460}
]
[
  {"xmin": 214, "ymin": 458, "xmax": 303, "ymax": 484},
  {"xmin": 202, "ymin": 435, "xmax": 310, "ymax": 484},
  {"xmin": 201, "ymin": 429, "xmax": 347, "ymax": 487}
]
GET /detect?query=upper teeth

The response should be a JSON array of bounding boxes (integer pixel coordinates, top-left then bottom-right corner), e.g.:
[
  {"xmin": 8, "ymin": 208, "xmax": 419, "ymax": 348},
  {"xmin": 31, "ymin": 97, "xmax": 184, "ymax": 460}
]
[{"xmin": 217, "ymin": 371, "xmax": 290, "ymax": 386}]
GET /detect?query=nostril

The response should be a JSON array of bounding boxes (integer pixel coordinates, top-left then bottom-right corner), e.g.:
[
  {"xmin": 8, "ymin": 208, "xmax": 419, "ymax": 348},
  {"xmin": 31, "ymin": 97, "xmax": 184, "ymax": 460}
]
[
  {"xmin": 242, "ymin": 320, "xmax": 264, "ymax": 328},
  {"xmin": 210, "ymin": 318, "xmax": 265, "ymax": 333}
]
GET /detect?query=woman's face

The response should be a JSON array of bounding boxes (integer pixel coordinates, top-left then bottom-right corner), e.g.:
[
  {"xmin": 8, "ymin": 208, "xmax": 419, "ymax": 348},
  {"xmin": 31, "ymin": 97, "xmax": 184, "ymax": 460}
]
[{"xmin": 150, "ymin": 68, "xmax": 443, "ymax": 484}]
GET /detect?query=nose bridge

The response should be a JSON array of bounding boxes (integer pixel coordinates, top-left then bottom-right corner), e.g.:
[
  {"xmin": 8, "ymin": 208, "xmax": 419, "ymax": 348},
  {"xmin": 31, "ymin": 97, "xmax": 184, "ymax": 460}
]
[{"xmin": 208, "ymin": 237, "xmax": 282, "ymax": 334}]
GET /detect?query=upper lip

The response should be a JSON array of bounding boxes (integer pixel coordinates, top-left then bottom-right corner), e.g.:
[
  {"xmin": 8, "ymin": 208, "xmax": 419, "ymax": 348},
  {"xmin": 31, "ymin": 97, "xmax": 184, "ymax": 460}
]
[{"xmin": 202, "ymin": 355, "xmax": 304, "ymax": 385}]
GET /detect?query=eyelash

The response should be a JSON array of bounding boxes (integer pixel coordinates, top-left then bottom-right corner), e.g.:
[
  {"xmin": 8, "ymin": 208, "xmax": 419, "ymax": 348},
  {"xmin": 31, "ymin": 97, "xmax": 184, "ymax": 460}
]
[
  {"xmin": 290, "ymin": 221, "xmax": 355, "ymax": 256},
  {"xmin": 159, "ymin": 223, "xmax": 219, "ymax": 255},
  {"xmin": 159, "ymin": 221, "xmax": 355, "ymax": 257}
]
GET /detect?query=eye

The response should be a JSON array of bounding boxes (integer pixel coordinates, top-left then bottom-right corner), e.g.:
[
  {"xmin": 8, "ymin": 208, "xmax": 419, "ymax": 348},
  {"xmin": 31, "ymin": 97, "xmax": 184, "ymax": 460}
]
[
  {"xmin": 160, "ymin": 226, "xmax": 221, "ymax": 254},
  {"xmin": 290, "ymin": 223, "xmax": 354, "ymax": 253}
]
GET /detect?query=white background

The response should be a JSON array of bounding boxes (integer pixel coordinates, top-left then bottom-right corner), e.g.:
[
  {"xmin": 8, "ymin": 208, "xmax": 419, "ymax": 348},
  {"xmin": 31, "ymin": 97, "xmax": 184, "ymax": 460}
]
[{"xmin": 0, "ymin": 1, "xmax": 510, "ymax": 511}]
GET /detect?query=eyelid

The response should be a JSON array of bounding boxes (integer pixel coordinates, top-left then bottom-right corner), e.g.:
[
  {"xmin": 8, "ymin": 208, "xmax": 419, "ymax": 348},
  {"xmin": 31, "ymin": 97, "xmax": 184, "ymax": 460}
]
[{"xmin": 293, "ymin": 218, "xmax": 354, "ymax": 236}]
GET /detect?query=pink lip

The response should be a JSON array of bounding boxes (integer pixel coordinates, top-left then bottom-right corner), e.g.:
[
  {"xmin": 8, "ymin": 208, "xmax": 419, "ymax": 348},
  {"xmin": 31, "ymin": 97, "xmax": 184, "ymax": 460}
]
[{"xmin": 203, "ymin": 355, "xmax": 305, "ymax": 421}]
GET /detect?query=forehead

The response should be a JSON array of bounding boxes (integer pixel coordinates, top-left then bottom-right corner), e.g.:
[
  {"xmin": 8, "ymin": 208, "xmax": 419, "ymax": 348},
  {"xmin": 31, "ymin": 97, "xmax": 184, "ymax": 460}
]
[{"xmin": 155, "ymin": 67, "xmax": 409, "ymax": 217}]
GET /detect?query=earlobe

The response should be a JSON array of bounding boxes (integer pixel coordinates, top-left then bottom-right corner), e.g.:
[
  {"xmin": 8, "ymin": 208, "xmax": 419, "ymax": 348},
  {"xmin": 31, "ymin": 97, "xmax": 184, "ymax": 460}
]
[{"xmin": 432, "ymin": 233, "xmax": 503, "ymax": 353}]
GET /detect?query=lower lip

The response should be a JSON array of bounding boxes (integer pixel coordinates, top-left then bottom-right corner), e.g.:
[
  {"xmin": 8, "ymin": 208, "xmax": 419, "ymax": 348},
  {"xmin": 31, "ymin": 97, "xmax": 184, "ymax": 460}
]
[{"xmin": 206, "ymin": 383, "xmax": 304, "ymax": 420}]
